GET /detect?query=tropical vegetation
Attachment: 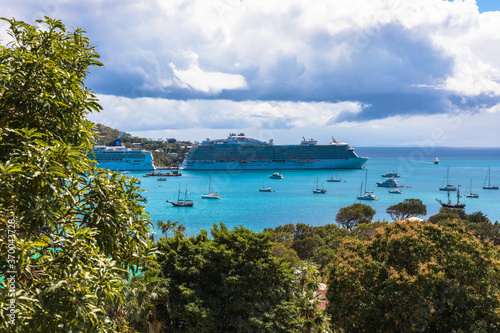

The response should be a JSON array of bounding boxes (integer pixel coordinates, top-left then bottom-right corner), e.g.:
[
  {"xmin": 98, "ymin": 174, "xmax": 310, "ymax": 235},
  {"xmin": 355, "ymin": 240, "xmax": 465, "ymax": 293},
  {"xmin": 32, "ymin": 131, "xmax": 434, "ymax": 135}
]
[{"xmin": 2, "ymin": 16, "xmax": 500, "ymax": 333}]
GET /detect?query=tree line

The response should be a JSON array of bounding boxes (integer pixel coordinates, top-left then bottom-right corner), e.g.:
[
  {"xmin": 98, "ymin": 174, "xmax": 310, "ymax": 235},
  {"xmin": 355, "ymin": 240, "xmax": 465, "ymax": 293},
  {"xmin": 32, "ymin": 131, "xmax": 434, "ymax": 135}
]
[{"xmin": 1, "ymin": 18, "xmax": 499, "ymax": 332}]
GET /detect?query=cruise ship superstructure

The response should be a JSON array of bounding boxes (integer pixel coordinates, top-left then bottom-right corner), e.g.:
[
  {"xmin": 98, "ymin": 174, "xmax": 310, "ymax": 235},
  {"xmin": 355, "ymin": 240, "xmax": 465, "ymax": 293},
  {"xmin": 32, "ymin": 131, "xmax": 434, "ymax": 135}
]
[
  {"xmin": 182, "ymin": 133, "xmax": 368, "ymax": 170},
  {"xmin": 90, "ymin": 137, "xmax": 155, "ymax": 171}
]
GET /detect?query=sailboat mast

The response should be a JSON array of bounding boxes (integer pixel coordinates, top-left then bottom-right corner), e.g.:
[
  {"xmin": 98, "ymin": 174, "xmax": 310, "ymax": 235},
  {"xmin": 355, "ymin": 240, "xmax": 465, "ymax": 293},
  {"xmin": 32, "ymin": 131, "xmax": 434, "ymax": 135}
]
[
  {"xmin": 364, "ymin": 170, "xmax": 368, "ymax": 193},
  {"xmin": 488, "ymin": 167, "xmax": 491, "ymax": 186},
  {"xmin": 208, "ymin": 173, "xmax": 212, "ymax": 193}
]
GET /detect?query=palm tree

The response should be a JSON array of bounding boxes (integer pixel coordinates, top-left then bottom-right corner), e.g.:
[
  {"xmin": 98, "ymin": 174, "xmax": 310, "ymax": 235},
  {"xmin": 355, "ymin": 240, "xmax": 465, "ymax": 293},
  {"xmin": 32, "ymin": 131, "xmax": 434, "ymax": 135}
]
[
  {"xmin": 295, "ymin": 262, "xmax": 332, "ymax": 333},
  {"xmin": 121, "ymin": 270, "xmax": 170, "ymax": 333},
  {"xmin": 157, "ymin": 220, "xmax": 186, "ymax": 238}
]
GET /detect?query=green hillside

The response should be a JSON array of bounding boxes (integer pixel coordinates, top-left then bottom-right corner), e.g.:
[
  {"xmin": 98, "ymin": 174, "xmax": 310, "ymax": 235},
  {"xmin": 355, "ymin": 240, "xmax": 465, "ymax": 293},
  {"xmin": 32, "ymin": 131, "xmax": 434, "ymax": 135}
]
[{"xmin": 92, "ymin": 123, "xmax": 192, "ymax": 167}]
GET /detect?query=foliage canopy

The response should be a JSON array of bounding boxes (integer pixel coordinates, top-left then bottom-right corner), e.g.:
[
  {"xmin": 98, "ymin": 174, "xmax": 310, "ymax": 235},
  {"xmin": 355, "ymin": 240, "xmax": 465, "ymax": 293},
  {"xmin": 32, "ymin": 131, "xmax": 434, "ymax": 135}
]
[
  {"xmin": 326, "ymin": 220, "xmax": 500, "ymax": 332},
  {"xmin": 155, "ymin": 223, "xmax": 301, "ymax": 332},
  {"xmin": 335, "ymin": 203, "xmax": 376, "ymax": 230},
  {"xmin": 0, "ymin": 17, "xmax": 154, "ymax": 331},
  {"xmin": 386, "ymin": 198, "xmax": 427, "ymax": 221}
]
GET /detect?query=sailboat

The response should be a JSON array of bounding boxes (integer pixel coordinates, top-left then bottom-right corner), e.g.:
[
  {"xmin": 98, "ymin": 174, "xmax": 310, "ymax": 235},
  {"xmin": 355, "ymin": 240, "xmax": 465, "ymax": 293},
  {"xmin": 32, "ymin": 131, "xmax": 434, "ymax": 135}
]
[
  {"xmin": 357, "ymin": 170, "xmax": 377, "ymax": 200},
  {"xmin": 312, "ymin": 177, "xmax": 326, "ymax": 194},
  {"xmin": 259, "ymin": 174, "xmax": 273, "ymax": 192},
  {"xmin": 326, "ymin": 170, "xmax": 341, "ymax": 182},
  {"xmin": 167, "ymin": 184, "xmax": 194, "ymax": 207},
  {"xmin": 202, "ymin": 173, "xmax": 221, "ymax": 199},
  {"xmin": 483, "ymin": 167, "xmax": 499, "ymax": 190},
  {"xmin": 464, "ymin": 179, "xmax": 479, "ymax": 198},
  {"xmin": 436, "ymin": 185, "xmax": 465, "ymax": 208},
  {"xmin": 439, "ymin": 166, "xmax": 457, "ymax": 191}
]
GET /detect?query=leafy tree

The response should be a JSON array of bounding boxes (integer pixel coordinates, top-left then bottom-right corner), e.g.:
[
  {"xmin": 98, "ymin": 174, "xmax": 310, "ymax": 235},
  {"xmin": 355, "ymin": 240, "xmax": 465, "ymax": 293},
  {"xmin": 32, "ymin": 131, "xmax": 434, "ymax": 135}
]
[
  {"xmin": 326, "ymin": 220, "xmax": 500, "ymax": 332},
  {"xmin": 467, "ymin": 221, "xmax": 500, "ymax": 246},
  {"xmin": 0, "ymin": 17, "xmax": 154, "ymax": 331},
  {"xmin": 295, "ymin": 262, "xmax": 332, "ymax": 333},
  {"xmin": 335, "ymin": 203, "xmax": 376, "ymax": 230},
  {"xmin": 350, "ymin": 220, "xmax": 389, "ymax": 241},
  {"xmin": 428, "ymin": 207, "xmax": 467, "ymax": 224},
  {"xmin": 265, "ymin": 223, "xmax": 350, "ymax": 269},
  {"xmin": 429, "ymin": 208, "xmax": 500, "ymax": 245},
  {"xmin": 155, "ymin": 223, "xmax": 301, "ymax": 332},
  {"xmin": 271, "ymin": 242, "xmax": 300, "ymax": 268},
  {"xmin": 265, "ymin": 223, "xmax": 297, "ymax": 247},
  {"xmin": 292, "ymin": 233, "xmax": 325, "ymax": 261},
  {"xmin": 386, "ymin": 198, "xmax": 427, "ymax": 221}
]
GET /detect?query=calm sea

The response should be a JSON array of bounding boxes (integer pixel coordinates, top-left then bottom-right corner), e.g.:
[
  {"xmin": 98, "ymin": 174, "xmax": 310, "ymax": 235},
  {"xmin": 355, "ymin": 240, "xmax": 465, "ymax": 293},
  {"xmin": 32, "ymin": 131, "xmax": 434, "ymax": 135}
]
[{"xmin": 128, "ymin": 147, "xmax": 500, "ymax": 237}]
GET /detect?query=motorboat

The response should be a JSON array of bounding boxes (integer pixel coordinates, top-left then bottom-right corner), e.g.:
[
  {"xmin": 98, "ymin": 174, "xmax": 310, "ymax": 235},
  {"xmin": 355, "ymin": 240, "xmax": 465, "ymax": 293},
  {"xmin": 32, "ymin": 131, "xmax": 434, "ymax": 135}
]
[
  {"xmin": 376, "ymin": 177, "xmax": 403, "ymax": 188},
  {"xmin": 381, "ymin": 171, "xmax": 401, "ymax": 178},
  {"xmin": 269, "ymin": 173, "xmax": 284, "ymax": 179}
]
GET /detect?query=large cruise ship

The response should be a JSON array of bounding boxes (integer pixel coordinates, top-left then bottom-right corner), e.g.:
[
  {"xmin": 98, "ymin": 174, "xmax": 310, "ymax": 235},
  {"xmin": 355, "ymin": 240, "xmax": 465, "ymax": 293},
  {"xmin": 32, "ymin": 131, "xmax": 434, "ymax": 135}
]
[
  {"xmin": 90, "ymin": 137, "xmax": 155, "ymax": 171},
  {"xmin": 182, "ymin": 133, "xmax": 368, "ymax": 170}
]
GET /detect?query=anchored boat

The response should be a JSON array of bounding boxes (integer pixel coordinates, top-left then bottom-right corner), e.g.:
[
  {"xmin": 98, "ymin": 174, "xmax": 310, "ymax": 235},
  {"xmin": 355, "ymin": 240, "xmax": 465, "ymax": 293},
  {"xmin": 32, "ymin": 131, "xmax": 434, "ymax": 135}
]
[
  {"xmin": 167, "ymin": 184, "xmax": 194, "ymax": 207},
  {"xmin": 436, "ymin": 186, "xmax": 465, "ymax": 208},
  {"xmin": 483, "ymin": 167, "xmax": 499, "ymax": 190}
]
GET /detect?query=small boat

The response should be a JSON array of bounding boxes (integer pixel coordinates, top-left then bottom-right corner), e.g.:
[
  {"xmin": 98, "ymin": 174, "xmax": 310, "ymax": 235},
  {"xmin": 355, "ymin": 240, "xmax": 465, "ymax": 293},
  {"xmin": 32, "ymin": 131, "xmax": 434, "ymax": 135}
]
[
  {"xmin": 167, "ymin": 184, "xmax": 194, "ymax": 207},
  {"xmin": 357, "ymin": 170, "xmax": 377, "ymax": 200},
  {"xmin": 122, "ymin": 171, "xmax": 130, "ymax": 174},
  {"xmin": 436, "ymin": 186, "xmax": 465, "ymax": 208},
  {"xmin": 434, "ymin": 157, "xmax": 440, "ymax": 164},
  {"xmin": 381, "ymin": 171, "xmax": 401, "ymax": 178},
  {"xmin": 483, "ymin": 167, "xmax": 499, "ymax": 190},
  {"xmin": 439, "ymin": 166, "xmax": 457, "ymax": 191},
  {"xmin": 202, "ymin": 173, "xmax": 221, "ymax": 199},
  {"xmin": 326, "ymin": 170, "xmax": 341, "ymax": 182},
  {"xmin": 464, "ymin": 179, "xmax": 479, "ymax": 198},
  {"xmin": 157, "ymin": 177, "xmax": 167, "ymax": 181},
  {"xmin": 388, "ymin": 189, "xmax": 403, "ymax": 194},
  {"xmin": 312, "ymin": 177, "xmax": 326, "ymax": 194},
  {"xmin": 259, "ymin": 175, "xmax": 273, "ymax": 192},
  {"xmin": 137, "ymin": 196, "xmax": 148, "ymax": 202},
  {"xmin": 269, "ymin": 173, "xmax": 284, "ymax": 179},
  {"xmin": 376, "ymin": 177, "xmax": 403, "ymax": 188}
]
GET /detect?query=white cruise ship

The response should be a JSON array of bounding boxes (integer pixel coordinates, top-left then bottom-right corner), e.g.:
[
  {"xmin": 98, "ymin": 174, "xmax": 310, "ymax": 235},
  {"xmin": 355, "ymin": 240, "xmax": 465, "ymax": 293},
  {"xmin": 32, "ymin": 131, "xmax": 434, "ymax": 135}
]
[
  {"xmin": 182, "ymin": 133, "xmax": 368, "ymax": 170},
  {"xmin": 90, "ymin": 138, "xmax": 155, "ymax": 171}
]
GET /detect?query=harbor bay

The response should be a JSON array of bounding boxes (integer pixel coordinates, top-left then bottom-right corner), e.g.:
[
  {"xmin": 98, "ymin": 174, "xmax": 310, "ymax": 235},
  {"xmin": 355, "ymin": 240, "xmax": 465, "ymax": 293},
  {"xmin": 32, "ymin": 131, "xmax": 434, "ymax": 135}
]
[{"xmin": 133, "ymin": 147, "xmax": 500, "ymax": 237}]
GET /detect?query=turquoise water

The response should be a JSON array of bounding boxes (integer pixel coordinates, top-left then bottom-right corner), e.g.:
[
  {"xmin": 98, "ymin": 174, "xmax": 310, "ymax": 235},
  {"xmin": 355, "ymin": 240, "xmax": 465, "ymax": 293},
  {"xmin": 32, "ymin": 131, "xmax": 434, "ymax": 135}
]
[{"xmin": 128, "ymin": 147, "xmax": 500, "ymax": 237}]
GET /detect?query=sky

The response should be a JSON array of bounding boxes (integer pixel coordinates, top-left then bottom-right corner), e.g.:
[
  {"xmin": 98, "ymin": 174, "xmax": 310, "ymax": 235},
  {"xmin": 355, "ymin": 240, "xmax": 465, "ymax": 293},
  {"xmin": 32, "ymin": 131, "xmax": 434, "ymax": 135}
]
[{"xmin": 2, "ymin": 0, "xmax": 500, "ymax": 147}]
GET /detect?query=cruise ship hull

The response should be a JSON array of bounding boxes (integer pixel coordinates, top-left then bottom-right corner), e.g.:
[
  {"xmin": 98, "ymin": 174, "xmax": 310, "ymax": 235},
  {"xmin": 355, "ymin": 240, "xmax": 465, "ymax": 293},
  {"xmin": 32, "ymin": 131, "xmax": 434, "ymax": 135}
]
[
  {"xmin": 183, "ymin": 158, "xmax": 367, "ymax": 170},
  {"xmin": 92, "ymin": 159, "xmax": 155, "ymax": 171}
]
